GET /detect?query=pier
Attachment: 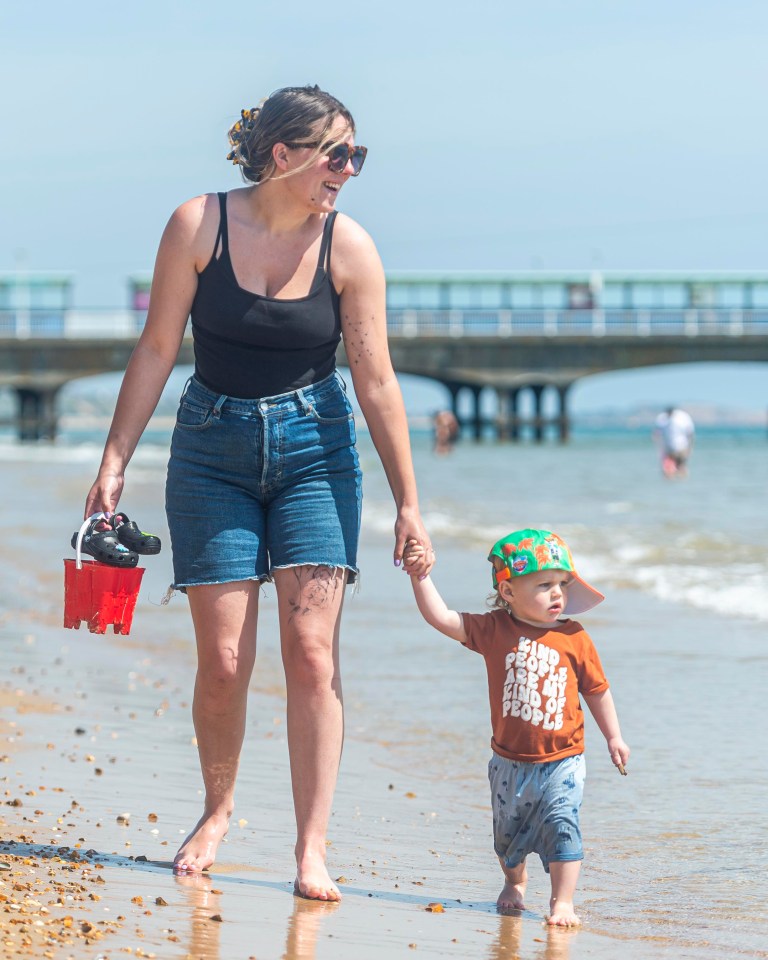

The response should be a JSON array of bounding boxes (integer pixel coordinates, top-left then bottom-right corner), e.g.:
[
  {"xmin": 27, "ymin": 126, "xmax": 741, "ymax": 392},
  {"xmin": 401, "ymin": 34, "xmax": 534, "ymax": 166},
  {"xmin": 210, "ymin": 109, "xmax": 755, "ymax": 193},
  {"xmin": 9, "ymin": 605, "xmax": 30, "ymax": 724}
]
[{"xmin": 1, "ymin": 270, "xmax": 767, "ymax": 440}]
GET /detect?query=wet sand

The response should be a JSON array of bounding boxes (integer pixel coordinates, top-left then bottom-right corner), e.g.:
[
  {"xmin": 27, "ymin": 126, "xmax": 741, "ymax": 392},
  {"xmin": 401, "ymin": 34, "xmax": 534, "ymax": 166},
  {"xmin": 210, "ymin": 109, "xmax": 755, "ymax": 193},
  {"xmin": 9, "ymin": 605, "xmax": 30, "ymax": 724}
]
[
  {"xmin": 2, "ymin": 447, "xmax": 767, "ymax": 959},
  {"xmin": 0, "ymin": 613, "xmax": 652, "ymax": 960},
  {"xmin": 0, "ymin": 599, "xmax": 582, "ymax": 960},
  {"xmin": 1, "ymin": 562, "xmax": 755, "ymax": 960},
  {"xmin": 0, "ymin": 547, "xmax": 643, "ymax": 960}
]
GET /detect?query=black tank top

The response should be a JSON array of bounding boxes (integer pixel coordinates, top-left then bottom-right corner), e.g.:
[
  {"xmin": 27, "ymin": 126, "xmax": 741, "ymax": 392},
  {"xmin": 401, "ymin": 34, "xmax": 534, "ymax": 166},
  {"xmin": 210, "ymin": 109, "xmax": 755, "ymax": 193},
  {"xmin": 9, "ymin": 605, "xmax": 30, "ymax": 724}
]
[{"xmin": 190, "ymin": 192, "xmax": 342, "ymax": 398}]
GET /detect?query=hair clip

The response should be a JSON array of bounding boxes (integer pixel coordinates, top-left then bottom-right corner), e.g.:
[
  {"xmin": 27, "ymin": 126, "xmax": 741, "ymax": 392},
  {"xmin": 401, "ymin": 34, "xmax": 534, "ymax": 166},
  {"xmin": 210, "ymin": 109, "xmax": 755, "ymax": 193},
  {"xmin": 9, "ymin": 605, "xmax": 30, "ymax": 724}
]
[{"xmin": 227, "ymin": 106, "xmax": 261, "ymax": 164}]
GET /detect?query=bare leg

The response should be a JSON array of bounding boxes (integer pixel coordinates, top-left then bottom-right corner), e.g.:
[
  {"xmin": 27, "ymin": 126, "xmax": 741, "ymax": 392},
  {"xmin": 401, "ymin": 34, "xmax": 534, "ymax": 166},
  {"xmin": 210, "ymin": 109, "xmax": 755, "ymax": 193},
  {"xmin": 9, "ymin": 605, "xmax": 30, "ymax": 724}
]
[
  {"xmin": 174, "ymin": 581, "xmax": 259, "ymax": 873},
  {"xmin": 547, "ymin": 860, "xmax": 581, "ymax": 926},
  {"xmin": 274, "ymin": 566, "xmax": 347, "ymax": 902},
  {"xmin": 497, "ymin": 856, "xmax": 527, "ymax": 913}
]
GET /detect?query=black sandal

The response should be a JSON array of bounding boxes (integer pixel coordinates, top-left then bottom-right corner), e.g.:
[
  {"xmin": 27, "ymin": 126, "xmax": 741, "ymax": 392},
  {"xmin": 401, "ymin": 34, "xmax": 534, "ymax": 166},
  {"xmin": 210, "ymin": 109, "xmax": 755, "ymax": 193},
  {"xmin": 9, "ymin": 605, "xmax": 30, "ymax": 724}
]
[
  {"xmin": 71, "ymin": 518, "xmax": 139, "ymax": 568},
  {"xmin": 111, "ymin": 513, "xmax": 162, "ymax": 555}
]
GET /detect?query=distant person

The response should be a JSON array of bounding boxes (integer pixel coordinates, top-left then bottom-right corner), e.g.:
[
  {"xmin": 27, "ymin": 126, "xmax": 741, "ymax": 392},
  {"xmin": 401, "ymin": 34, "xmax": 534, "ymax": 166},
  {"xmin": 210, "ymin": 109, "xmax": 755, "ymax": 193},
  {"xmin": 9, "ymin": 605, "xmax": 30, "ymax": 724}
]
[
  {"xmin": 83, "ymin": 84, "xmax": 433, "ymax": 900},
  {"xmin": 403, "ymin": 529, "xmax": 630, "ymax": 926},
  {"xmin": 433, "ymin": 409, "xmax": 459, "ymax": 454},
  {"xmin": 654, "ymin": 406, "xmax": 695, "ymax": 478}
]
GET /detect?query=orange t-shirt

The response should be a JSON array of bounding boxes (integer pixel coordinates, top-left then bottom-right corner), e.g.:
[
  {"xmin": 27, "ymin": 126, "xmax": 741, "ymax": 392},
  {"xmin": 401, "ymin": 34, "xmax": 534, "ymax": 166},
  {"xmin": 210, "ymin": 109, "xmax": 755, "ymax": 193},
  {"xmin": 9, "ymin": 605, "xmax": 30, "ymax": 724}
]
[{"xmin": 461, "ymin": 609, "xmax": 609, "ymax": 763}]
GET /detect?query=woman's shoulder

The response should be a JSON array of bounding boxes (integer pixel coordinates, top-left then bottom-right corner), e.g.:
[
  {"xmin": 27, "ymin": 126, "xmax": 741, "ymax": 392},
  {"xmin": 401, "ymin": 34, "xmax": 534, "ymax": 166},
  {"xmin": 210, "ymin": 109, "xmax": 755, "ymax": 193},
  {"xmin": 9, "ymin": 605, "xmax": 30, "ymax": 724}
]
[
  {"xmin": 331, "ymin": 212, "xmax": 376, "ymax": 251},
  {"xmin": 168, "ymin": 192, "xmax": 221, "ymax": 233},
  {"xmin": 161, "ymin": 193, "xmax": 225, "ymax": 262},
  {"xmin": 330, "ymin": 213, "xmax": 383, "ymax": 287}
]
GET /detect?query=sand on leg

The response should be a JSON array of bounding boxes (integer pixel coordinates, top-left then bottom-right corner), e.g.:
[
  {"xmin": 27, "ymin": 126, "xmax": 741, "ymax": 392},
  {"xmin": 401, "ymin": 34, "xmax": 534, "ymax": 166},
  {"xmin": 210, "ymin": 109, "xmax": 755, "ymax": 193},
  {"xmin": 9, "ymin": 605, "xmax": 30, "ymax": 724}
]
[
  {"xmin": 174, "ymin": 581, "xmax": 259, "ymax": 873},
  {"xmin": 497, "ymin": 856, "xmax": 528, "ymax": 913},
  {"xmin": 547, "ymin": 860, "xmax": 581, "ymax": 926},
  {"xmin": 275, "ymin": 566, "xmax": 347, "ymax": 902}
]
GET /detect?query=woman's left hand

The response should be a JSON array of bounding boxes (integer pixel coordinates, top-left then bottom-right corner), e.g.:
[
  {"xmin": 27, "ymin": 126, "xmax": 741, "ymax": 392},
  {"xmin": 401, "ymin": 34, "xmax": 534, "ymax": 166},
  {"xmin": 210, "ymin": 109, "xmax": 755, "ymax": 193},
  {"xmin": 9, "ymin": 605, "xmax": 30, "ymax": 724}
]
[{"xmin": 394, "ymin": 509, "xmax": 434, "ymax": 578}]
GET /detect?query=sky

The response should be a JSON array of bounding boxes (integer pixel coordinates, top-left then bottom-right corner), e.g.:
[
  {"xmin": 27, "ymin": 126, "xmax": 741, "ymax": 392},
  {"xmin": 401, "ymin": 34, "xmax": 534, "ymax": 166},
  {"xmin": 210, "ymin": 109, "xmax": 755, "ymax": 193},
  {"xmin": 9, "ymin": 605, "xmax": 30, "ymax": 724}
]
[{"xmin": 1, "ymin": 1, "xmax": 766, "ymax": 415}]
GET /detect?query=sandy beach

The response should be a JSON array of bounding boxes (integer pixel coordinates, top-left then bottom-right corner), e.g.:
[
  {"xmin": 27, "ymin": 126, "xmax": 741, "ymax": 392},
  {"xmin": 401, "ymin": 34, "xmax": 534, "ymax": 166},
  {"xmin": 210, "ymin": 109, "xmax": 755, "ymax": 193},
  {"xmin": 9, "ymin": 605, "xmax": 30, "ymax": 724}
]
[
  {"xmin": 0, "ymin": 584, "xmax": 660, "ymax": 960},
  {"xmin": 0, "ymin": 552, "xmax": 607, "ymax": 960},
  {"xmin": 2, "ymin": 432, "xmax": 767, "ymax": 959}
]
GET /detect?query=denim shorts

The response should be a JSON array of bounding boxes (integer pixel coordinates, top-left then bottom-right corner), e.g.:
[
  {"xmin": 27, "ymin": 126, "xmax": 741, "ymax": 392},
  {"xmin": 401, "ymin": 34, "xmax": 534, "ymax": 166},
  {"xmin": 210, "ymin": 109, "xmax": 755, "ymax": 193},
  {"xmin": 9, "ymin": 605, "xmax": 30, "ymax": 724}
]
[
  {"xmin": 488, "ymin": 753, "xmax": 586, "ymax": 873},
  {"xmin": 165, "ymin": 371, "xmax": 362, "ymax": 589}
]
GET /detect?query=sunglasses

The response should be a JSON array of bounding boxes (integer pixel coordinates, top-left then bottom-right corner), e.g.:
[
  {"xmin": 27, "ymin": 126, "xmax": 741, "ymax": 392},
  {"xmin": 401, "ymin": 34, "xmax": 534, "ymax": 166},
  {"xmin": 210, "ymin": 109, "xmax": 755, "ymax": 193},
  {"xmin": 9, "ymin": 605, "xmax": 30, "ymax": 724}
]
[{"xmin": 285, "ymin": 141, "xmax": 368, "ymax": 176}]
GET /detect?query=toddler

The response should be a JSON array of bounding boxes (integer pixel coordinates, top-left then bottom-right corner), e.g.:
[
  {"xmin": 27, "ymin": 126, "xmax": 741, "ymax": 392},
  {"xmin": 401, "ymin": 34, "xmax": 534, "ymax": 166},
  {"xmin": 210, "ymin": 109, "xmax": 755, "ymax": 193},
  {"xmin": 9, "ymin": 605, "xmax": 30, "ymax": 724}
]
[{"xmin": 404, "ymin": 528, "xmax": 629, "ymax": 926}]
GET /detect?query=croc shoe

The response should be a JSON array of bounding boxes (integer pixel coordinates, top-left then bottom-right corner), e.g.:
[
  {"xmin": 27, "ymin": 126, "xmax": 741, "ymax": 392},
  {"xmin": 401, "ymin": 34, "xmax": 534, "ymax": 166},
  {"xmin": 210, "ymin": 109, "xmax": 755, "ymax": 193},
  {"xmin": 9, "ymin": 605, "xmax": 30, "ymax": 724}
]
[
  {"xmin": 71, "ymin": 519, "xmax": 139, "ymax": 568},
  {"xmin": 112, "ymin": 513, "xmax": 162, "ymax": 555}
]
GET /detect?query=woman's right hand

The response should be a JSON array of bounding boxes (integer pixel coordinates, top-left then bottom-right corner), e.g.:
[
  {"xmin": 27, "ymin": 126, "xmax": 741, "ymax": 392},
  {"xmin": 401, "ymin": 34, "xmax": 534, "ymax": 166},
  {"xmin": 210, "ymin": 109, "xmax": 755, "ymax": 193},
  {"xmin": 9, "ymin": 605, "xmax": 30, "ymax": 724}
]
[{"xmin": 84, "ymin": 471, "xmax": 124, "ymax": 520}]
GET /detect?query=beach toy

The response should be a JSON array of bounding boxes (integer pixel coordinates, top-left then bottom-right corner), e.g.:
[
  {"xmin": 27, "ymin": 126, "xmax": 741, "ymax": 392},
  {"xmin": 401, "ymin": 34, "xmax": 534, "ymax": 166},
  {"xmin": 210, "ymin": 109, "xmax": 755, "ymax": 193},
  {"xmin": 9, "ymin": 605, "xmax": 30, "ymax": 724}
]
[{"xmin": 64, "ymin": 514, "xmax": 145, "ymax": 634}]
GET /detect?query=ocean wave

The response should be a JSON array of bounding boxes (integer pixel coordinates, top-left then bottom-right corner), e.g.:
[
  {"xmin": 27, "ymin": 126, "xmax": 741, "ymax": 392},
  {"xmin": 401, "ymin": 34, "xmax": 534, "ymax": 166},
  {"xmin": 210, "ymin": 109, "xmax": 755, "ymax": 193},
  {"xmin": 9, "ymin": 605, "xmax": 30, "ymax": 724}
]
[
  {"xmin": 0, "ymin": 439, "xmax": 105, "ymax": 463},
  {"xmin": 4, "ymin": 428, "xmax": 764, "ymax": 624},
  {"xmin": 0, "ymin": 438, "xmax": 170, "ymax": 466},
  {"xmin": 360, "ymin": 498, "xmax": 768, "ymax": 624},
  {"xmin": 632, "ymin": 563, "xmax": 768, "ymax": 622}
]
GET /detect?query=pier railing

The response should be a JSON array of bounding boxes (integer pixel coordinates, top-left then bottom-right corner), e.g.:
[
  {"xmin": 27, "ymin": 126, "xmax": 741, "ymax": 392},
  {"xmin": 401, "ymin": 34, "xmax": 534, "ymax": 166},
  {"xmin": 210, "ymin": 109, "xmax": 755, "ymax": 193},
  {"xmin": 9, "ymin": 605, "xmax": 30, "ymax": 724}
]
[
  {"xmin": 1, "ymin": 307, "xmax": 768, "ymax": 339},
  {"xmin": 386, "ymin": 308, "xmax": 768, "ymax": 338}
]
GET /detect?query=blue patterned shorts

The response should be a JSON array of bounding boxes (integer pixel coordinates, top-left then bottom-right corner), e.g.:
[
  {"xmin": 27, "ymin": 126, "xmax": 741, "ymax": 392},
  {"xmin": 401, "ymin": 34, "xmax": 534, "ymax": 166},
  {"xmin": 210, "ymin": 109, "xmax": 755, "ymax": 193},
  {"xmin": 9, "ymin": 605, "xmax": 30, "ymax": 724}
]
[{"xmin": 488, "ymin": 753, "xmax": 586, "ymax": 873}]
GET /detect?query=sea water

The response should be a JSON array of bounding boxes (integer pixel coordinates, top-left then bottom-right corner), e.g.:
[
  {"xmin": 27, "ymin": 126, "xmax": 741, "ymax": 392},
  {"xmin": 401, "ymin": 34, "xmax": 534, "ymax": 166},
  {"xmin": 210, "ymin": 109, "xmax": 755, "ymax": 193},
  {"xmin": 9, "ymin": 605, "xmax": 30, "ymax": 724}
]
[{"xmin": 1, "ymin": 423, "xmax": 766, "ymax": 958}]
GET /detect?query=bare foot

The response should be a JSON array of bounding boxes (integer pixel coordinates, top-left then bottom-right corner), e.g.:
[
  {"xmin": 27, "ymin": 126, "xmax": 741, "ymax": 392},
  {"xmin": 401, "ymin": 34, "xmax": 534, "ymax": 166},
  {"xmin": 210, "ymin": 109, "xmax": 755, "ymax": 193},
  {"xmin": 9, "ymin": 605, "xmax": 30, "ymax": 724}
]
[
  {"xmin": 497, "ymin": 879, "xmax": 526, "ymax": 913},
  {"xmin": 294, "ymin": 849, "xmax": 341, "ymax": 902},
  {"xmin": 173, "ymin": 810, "xmax": 230, "ymax": 874},
  {"xmin": 497, "ymin": 860, "xmax": 527, "ymax": 913},
  {"xmin": 546, "ymin": 902, "xmax": 581, "ymax": 927}
]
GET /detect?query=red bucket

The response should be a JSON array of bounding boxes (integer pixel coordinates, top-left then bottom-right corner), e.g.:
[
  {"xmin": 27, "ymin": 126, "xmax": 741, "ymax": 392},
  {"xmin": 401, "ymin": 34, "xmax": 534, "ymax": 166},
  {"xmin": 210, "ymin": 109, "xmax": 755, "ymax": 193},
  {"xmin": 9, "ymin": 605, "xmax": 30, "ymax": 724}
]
[{"xmin": 64, "ymin": 558, "xmax": 145, "ymax": 635}]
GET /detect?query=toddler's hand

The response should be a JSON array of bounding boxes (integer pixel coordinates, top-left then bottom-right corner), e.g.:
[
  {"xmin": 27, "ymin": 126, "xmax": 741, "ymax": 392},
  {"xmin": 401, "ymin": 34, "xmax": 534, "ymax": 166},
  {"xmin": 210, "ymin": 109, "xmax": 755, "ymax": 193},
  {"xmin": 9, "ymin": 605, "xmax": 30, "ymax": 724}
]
[
  {"xmin": 608, "ymin": 737, "xmax": 630, "ymax": 775},
  {"xmin": 403, "ymin": 538, "xmax": 427, "ymax": 576}
]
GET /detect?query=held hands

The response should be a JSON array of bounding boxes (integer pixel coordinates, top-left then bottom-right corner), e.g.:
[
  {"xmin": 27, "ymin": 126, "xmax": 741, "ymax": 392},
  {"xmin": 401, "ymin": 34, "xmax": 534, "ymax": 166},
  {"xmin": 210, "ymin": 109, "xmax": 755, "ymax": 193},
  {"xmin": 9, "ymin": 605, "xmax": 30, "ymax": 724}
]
[
  {"xmin": 394, "ymin": 510, "xmax": 434, "ymax": 579},
  {"xmin": 402, "ymin": 538, "xmax": 430, "ymax": 580}
]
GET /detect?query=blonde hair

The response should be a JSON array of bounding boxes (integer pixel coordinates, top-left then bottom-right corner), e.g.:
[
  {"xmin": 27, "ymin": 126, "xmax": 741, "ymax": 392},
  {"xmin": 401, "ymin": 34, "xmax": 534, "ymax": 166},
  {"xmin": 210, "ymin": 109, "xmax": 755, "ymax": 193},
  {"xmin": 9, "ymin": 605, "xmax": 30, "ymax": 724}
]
[
  {"xmin": 226, "ymin": 84, "xmax": 355, "ymax": 184},
  {"xmin": 487, "ymin": 555, "xmax": 510, "ymax": 611}
]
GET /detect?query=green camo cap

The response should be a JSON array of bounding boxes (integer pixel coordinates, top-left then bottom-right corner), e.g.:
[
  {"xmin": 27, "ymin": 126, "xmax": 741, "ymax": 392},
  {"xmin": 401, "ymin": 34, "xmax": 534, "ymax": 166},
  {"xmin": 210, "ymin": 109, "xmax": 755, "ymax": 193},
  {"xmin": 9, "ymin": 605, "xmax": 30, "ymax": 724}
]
[{"xmin": 488, "ymin": 528, "xmax": 604, "ymax": 615}]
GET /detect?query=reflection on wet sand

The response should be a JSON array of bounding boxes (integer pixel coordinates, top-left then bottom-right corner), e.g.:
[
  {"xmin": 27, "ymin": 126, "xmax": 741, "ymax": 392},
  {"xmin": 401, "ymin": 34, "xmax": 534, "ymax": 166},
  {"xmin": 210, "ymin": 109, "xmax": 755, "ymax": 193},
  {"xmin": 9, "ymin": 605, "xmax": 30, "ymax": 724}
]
[
  {"xmin": 489, "ymin": 914, "xmax": 577, "ymax": 960},
  {"xmin": 175, "ymin": 873, "xmax": 223, "ymax": 960},
  {"xmin": 174, "ymin": 873, "xmax": 339, "ymax": 960},
  {"xmin": 282, "ymin": 896, "xmax": 340, "ymax": 960}
]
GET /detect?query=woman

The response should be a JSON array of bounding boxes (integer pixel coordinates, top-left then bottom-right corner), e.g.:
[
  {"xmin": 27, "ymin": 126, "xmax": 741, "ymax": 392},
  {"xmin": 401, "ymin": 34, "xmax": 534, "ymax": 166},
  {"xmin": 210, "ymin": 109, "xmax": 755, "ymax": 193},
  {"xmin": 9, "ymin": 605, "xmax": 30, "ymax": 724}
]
[{"xmin": 84, "ymin": 85, "xmax": 433, "ymax": 900}]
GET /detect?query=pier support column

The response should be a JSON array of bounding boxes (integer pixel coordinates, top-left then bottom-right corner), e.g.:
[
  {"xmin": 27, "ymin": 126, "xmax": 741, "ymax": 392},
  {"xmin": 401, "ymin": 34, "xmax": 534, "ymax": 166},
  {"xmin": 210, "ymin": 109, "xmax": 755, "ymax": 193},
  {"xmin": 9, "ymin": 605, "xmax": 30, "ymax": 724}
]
[
  {"xmin": 15, "ymin": 386, "xmax": 61, "ymax": 442},
  {"xmin": 470, "ymin": 385, "xmax": 483, "ymax": 441},
  {"xmin": 508, "ymin": 388, "xmax": 521, "ymax": 442},
  {"xmin": 557, "ymin": 384, "xmax": 572, "ymax": 443},
  {"xmin": 531, "ymin": 384, "xmax": 545, "ymax": 443},
  {"xmin": 495, "ymin": 388, "xmax": 507, "ymax": 441},
  {"xmin": 496, "ymin": 387, "xmax": 521, "ymax": 442}
]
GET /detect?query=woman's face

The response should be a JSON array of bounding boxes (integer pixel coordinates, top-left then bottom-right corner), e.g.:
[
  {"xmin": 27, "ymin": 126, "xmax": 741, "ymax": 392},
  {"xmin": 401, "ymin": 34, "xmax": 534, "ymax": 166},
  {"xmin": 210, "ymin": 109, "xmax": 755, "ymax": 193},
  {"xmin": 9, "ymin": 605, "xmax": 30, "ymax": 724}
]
[{"xmin": 282, "ymin": 115, "xmax": 359, "ymax": 213}]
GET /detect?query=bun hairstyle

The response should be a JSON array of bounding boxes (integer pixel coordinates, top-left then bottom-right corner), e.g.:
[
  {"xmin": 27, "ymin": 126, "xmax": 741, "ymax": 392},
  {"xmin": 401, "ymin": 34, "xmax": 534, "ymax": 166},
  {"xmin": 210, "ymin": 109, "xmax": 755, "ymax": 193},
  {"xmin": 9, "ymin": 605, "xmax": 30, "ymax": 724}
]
[{"xmin": 226, "ymin": 84, "xmax": 355, "ymax": 184}]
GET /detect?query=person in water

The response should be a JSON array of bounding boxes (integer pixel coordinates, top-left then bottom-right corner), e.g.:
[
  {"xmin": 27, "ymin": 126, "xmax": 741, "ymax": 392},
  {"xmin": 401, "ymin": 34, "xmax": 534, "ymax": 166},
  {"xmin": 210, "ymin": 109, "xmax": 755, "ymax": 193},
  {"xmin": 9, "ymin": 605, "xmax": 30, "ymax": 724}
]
[
  {"xmin": 84, "ymin": 84, "xmax": 433, "ymax": 900},
  {"xmin": 403, "ymin": 529, "xmax": 629, "ymax": 925},
  {"xmin": 654, "ymin": 405, "xmax": 695, "ymax": 477},
  {"xmin": 432, "ymin": 409, "xmax": 460, "ymax": 454}
]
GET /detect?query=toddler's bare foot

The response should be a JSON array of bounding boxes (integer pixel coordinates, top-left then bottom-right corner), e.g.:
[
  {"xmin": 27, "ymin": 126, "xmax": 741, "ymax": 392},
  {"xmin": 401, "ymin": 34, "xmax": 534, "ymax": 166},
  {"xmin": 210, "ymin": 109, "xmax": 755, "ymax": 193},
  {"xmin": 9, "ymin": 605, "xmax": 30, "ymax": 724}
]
[
  {"xmin": 497, "ymin": 879, "xmax": 526, "ymax": 913},
  {"xmin": 294, "ymin": 849, "xmax": 341, "ymax": 902},
  {"xmin": 546, "ymin": 901, "xmax": 581, "ymax": 927},
  {"xmin": 497, "ymin": 860, "xmax": 527, "ymax": 913},
  {"xmin": 173, "ymin": 810, "xmax": 230, "ymax": 873}
]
